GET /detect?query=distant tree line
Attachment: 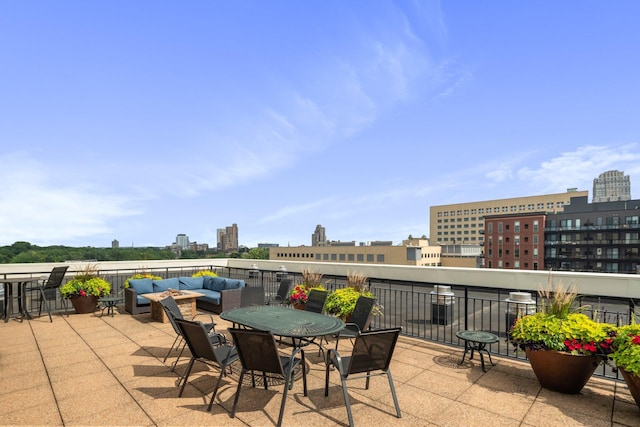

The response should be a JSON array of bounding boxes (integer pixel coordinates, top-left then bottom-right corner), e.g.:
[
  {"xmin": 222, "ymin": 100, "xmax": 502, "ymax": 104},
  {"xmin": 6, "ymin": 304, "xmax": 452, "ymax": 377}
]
[{"xmin": 0, "ymin": 242, "xmax": 269, "ymax": 264}]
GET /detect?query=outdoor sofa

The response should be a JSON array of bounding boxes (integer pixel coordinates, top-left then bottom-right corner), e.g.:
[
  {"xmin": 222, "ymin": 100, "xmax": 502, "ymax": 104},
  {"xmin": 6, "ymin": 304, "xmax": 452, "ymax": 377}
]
[{"xmin": 125, "ymin": 276, "xmax": 245, "ymax": 314}]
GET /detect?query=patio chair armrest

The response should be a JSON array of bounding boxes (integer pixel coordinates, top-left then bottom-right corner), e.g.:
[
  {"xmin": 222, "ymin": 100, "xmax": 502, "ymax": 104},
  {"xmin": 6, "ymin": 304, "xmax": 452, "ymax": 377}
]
[{"xmin": 337, "ymin": 323, "xmax": 362, "ymax": 338}]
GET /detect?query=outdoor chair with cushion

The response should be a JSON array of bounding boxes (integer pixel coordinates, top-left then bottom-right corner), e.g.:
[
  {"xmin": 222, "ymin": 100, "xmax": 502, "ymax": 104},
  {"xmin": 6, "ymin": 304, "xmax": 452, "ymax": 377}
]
[
  {"xmin": 334, "ymin": 295, "xmax": 377, "ymax": 349},
  {"xmin": 25, "ymin": 266, "xmax": 69, "ymax": 322},
  {"xmin": 159, "ymin": 296, "xmax": 224, "ymax": 372},
  {"xmin": 266, "ymin": 278, "xmax": 292, "ymax": 306},
  {"xmin": 174, "ymin": 319, "xmax": 239, "ymax": 410},
  {"xmin": 324, "ymin": 327, "xmax": 403, "ymax": 427},
  {"xmin": 229, "ymin": 328, "xmax": 307, "ymax": 427}
]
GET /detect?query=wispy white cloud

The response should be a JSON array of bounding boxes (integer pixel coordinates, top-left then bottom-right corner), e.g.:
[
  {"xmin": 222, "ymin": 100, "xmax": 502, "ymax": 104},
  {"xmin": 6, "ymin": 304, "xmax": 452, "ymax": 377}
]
[
  {"xmin": 0, "ymin": 152, "xmax": 137, "ymax": 245},
  {"xmin": 518, "ymin": 143, "xmax": 640, "ymax": 194}
]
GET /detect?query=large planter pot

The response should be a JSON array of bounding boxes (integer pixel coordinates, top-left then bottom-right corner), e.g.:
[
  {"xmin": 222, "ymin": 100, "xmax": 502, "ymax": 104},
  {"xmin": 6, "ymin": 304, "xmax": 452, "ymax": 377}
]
[
  {"xmin": 293, "ymin": 302, "xmax": 305, "ymax": 310},
  {"xmin": 69, "ymin": 295, "xmax": 99, "ymax": 314},
  {"xmin": 525, "ymin": 349, "xmax": 599, "ymax": 394},
  {"xmin": 619, "ymin": 368, "xmax": 640, "ymax": 409}
]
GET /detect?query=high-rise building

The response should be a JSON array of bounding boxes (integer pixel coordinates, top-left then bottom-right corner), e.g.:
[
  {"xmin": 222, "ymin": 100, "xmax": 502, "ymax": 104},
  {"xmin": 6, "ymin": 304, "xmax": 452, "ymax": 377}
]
[
  {"xmin": 312, "ymin": 224, "xmax": 327, "ymax": 246},
  {"xmin": 592, "ymin": 170, "xmax": 631, "ymax": 203},
  {"xmin": 111, "ymin": 239, "xmax": 119, "ymax": 249},
  {"xmin": 175, "ymin": 233, "xmax": 189, "ymax": 250},
  {"xmin": 219, "ymin": 224, "xmax": 239, "ymax": 253},
  {"xmin": 429, "ymin": 189, "xmax": 588, "ymax": 246}
]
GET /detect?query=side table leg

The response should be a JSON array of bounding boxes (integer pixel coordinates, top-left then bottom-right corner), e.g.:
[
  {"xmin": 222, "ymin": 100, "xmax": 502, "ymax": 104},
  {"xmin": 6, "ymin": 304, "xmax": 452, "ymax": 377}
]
[{"xmin": 458, "ymin": 340, "xmax": 470, "ymax": 365}]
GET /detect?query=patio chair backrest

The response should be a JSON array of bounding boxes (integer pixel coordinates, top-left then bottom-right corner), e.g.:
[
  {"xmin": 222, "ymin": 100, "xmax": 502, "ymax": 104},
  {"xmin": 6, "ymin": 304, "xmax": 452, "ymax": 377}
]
[
  {"xmin": 43, "ymin": 266, "xmax": 69, "ymax": 289},
  {"xmin": 160, "ymin": 295, "xmax": 184, "ymax": 320},
  {"xmin": 276, "ymin": 279, "xmax": 292, "ymax": 301},
  {"xmin": 229, "ymin": 328, "xmax": 284, "ymax": 375},
  {"xmin": 159, "ymin": 296, "xmax": 183, "ymax": 336},
  {"xmin": 347, "ymin": 295, "xmax": 376, "ymax": 331},
  {"xmin": 305, "ymin": 289, "xmax": 328, "ymax": 313},
  {"xmin": 174, "ymin": 318, "xmax": 219, "ymax": 362},
  {"xmin": 347, "ymin": 327, "xmax": 401, "ymax": 375}
]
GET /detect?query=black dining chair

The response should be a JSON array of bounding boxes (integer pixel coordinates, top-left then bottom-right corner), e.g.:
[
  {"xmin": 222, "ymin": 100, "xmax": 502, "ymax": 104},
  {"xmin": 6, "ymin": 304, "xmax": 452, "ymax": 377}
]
[
  {"xmin": 296, "ymin": 289, "xmax": 329, "ymax": 355},
  {"xmin": 159, "ymin": 296, "xmax": 223, "ymax": 372},
  {"xmin": 304, "ymin": 289, "xmax": 328, "ymax": 314},
  {"xmin": 334, "ymin": 295, "xmax": 377, "ymax": 349},
  {"xmin": 266, "ymin": 278, "xmax": 292, "ymax": 306},
  {"xmin": 229, "ymin": 328, "xmax": 307, "ymax": 427},
  {"xmin": 174, "ymin": 318, "xmax": 239, "ymax": 410},
  {"xmin": 25, "ymin": 266, "xmax": 69, "ymax": 322},
  {"xmin": 325, "ymin": 327, "xmax": 403, "ymax": 427}
]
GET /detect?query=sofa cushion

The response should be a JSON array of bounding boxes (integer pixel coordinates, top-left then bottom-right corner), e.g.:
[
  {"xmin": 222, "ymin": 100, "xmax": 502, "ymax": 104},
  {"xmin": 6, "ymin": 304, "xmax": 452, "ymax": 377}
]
[
  {"xmin": 152, "ymin": 278, "xmax": 179, "ymax": 293},
  {"xmin": 224, "ymin": 278, "xmax": 245, "ymax": 290},
  {"xmin": 178, "ymin": 276, "xmax": 204, "ymax": 290},
  {"xmin": 136, "ymin": 295, "xmax": 150, "ymax": 305},
  {"xmin": 203, "ymin": 276, "xmax": 226, "ymax": 292},
  {"xmin": 197, "ymin": 289, "xmax": 221, "ymax": 305},
  {"xmin": 128, "ymin": 279, "xmax": 153, "ymax": 295}
]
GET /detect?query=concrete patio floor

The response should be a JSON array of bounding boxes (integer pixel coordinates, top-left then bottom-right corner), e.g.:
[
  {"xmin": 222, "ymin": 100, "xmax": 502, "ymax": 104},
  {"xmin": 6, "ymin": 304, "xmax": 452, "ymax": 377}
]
[{"xmin": 1, "ymin": 308, "xmax": 639, "ymax": 427}]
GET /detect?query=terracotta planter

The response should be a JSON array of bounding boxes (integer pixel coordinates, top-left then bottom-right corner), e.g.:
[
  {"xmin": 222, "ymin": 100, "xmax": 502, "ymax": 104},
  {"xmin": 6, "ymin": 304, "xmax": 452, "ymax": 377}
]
[
  {"xmin": 293, "ymin": 302, "xmax": 305, "ymax": 310},
  {"xmin": 619, "ymin": 368, "xmax": 640, "ymax": 409},
  {"xmin": 69, "ymin": 295, "xmax": 99, "ymax": 314},
  {"xmin": 525, "ymin": 349, "xmax": 599, "ymax": 394}
]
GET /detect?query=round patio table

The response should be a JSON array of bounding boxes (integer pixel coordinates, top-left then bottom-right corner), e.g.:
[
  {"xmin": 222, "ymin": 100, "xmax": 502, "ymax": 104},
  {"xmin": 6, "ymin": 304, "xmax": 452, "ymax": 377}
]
[{"xmin": 456, "ymin": 330, "xmax": 499, "ymax": 372}]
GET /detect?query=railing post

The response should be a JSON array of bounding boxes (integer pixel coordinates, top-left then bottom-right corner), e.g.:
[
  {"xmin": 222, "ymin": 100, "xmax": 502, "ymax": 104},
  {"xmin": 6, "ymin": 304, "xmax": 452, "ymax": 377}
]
[{"xmin": 464, "ymin": 287, "xmax": 469, "ymax": 330}]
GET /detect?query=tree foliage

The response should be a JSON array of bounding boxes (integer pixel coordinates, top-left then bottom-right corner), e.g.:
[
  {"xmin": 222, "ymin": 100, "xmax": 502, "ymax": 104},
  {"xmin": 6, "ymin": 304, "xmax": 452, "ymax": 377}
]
[{"xmin": 0, "ymin": 241, "xmax": 270, "ymax": 263}]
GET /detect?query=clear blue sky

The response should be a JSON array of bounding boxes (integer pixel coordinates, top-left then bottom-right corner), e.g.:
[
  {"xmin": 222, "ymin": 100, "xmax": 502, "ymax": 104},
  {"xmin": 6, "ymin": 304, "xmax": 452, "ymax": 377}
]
[{"xmin": 1, "ymin": 1, "xmax": 639, "ymax": 248}]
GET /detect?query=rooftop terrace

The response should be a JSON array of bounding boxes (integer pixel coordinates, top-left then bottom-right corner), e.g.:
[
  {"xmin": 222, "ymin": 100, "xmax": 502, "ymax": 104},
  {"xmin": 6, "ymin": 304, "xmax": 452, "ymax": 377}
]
[{"xmin": 1, "ymin": 310, "xmax": 639, "ymax": 427}]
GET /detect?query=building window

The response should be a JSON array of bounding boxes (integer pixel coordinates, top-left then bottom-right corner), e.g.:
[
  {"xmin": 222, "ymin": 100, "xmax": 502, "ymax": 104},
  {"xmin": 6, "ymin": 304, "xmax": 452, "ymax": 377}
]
[
  {"xmin": 331, "ymin": 254, "xmax": 337, "ymax": 261},
  {"xmin": 367, "ymin": 254, "xmax": 374, "ymax": 262},
  {"xmin": 348, "ymin": 254, "xmax": 354, "ymax": 261},
  {"xmin": 323, "ymin": 254, "xmax": 329, "ymax": 260},
  {"xmin": 533, "ymin": 220, "xmax": 539, "ymax": 232},
  {"xmin": 514, "ymin": 261, "xmax": 520, "ymax": 269},
  {"xmin": 514, "ymin": 221, "xmax": 520, "ymax": 232},
  {"xmin": 357, "ymin": 254, "xmax": 364, "ymax": 262},
  {"xmin": 377, "ymin": 254, "xmax": 384, "ymax": 262},
  {"xmin": 339, "ymin": 254, "xmax": 346, "ymax": 261},
  {"xmin": 498, "ymin": 222, "xmax": 503, "ymax": 233}
]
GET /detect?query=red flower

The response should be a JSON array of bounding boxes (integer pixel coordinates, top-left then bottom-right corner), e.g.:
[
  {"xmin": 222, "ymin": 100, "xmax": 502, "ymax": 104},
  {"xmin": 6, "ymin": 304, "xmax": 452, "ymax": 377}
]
[
  {"xmin": 632, "ymin": 335, "xmax": 640, "ymax": 345},
  {"xmin": 79, "ymin": 289, "xmax": 87, "ymax": 297}
]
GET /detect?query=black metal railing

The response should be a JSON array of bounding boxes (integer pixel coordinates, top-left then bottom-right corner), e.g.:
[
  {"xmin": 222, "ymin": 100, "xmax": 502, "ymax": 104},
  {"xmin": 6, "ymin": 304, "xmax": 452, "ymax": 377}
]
[{"xmin": 8, "ymin": 263, "xmax": 635, "ymax": 381}]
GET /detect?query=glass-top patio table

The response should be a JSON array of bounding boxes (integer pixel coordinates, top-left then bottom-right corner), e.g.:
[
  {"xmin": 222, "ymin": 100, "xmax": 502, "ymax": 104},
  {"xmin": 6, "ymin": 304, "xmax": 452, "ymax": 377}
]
[{"xmin": 220, "ymin": 305, "xmax": 345, "ymax": 339}]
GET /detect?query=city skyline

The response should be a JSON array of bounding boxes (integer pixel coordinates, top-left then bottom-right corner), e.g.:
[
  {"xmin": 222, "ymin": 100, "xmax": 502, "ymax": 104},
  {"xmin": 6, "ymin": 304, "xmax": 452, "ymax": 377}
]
[{"xmin": 1, "ymin": 1, "xmax": 639, "ymax": 248}]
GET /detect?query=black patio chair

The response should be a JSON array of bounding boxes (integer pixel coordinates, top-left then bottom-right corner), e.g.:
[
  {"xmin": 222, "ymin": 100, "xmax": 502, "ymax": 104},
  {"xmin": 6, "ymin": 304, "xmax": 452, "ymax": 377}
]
[
  {"xmin": 159, "ymin": 296, "xmax": 224, "ymax": 372},
  {"xmin": 334, "ymin": 295, "xmax": 377, "ymax": 349},
  {"xmin": 293, "ymin": 289, "xmax": 329, "ymax": 355},
  {"xmin": 25, "ymin": 266, "xmax": 69, "ymax": 322},
  {"xmin": 266, "ymin": 278, "xmax": 292, "ymax": 306},
  {"xmin": 229, "ymin": 328, "xmax": 307, "ymax": 427},
  {"xmin": 304, "ymin": 289, "xmax": 328, "ymax": 314},
  {"xmin": 174, "ymin": 318, "xmax": 239, "ymax": 410},
  {"xmin": 324, "ymin": 327, "xmax": 402, "ymax": 427}
]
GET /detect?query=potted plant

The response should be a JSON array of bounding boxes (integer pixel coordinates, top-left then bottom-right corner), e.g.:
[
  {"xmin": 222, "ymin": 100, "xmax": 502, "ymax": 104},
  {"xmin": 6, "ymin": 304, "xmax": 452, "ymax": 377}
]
[
  {"xmin": 60, "ymin": 264, "xmax": 112, "ymax": 314},
  {"xmin": 325, "ymin": 287, "xmax": 382, "ymax": 320},
  {"xmin": 123, "ymin": 272, "xmax": 163, "ymax": 288},
  {"xmin": 611, "ymin": 322, "xmax": 640, "ymax": 408},
  {"xmin": 509, "ymin": 279, "xmax": 616, "ymax": 394}
]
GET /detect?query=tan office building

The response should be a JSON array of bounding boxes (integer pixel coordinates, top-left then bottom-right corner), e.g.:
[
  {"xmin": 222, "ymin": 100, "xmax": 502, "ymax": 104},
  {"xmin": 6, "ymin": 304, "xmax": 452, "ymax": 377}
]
[
  {"xmin": 269, "ymin": 239, "xmax": 441, "ymax": 266},
  {"xmin": 430, "ymin": 189, "xmax": 588, "ymax": 246}
]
